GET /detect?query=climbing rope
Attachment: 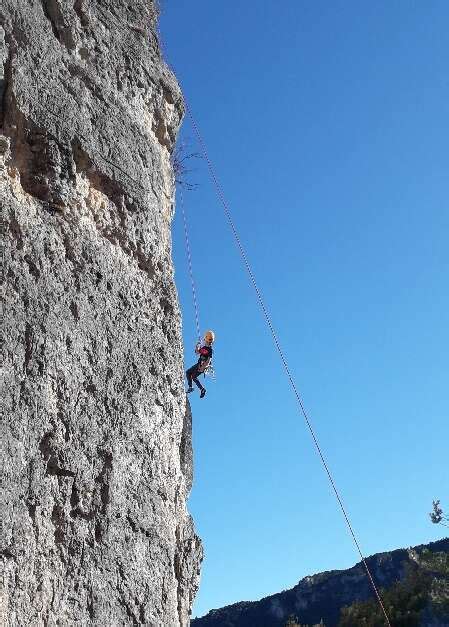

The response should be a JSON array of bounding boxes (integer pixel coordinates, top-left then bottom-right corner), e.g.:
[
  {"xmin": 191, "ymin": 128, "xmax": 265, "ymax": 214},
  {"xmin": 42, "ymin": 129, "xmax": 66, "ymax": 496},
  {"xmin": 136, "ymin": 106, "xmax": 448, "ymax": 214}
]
[
  {"xmin": 179, "ymin": 185, "xmax": 201, "ymax": 342},
  {"xmin": 184, "ymin": 102, "xmax": 392, "ymax": 627},
  {"xmin": 157, "ymin": 26, "xmax": 390, "ymax": 624}
]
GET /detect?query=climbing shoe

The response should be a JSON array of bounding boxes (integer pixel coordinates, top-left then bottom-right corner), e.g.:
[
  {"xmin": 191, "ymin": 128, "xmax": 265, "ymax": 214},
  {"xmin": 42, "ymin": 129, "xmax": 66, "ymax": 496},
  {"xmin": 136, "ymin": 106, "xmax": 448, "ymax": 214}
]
[
  {"xmin": 187, "ymin": 387, "xmax": 194, "ymax": 394},
  {"xmin": 200, "ymin": 388, "xmax": 206, "ymax": 399}
]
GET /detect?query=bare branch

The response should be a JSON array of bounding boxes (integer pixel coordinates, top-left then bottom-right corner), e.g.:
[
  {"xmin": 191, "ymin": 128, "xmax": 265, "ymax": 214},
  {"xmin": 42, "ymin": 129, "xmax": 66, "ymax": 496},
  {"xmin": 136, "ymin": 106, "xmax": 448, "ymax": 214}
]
[{"xmin": 171, "ymin": 140, "xmax": 202, "ymax": 190}]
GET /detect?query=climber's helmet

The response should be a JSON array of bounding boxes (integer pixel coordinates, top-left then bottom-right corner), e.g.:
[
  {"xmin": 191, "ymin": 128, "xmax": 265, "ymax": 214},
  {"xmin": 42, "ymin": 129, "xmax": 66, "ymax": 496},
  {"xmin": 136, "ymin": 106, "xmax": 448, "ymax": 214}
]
[{"xmin": 204, "ymin": 330, "xmax": 215, "ymax": 345}]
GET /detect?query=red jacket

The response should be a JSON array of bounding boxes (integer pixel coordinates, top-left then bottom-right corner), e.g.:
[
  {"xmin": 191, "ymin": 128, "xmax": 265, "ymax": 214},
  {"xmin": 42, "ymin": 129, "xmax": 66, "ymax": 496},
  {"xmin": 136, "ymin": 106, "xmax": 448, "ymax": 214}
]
[{"xmin": 196, "ymin": 344, "xmax": 213, "ymax": 370}]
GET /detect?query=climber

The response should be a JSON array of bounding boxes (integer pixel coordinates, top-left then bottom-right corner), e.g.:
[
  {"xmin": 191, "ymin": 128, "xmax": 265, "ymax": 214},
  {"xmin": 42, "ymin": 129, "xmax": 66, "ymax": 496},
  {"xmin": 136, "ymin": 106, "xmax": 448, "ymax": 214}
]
[{"xmin": 186, "ymin": 330, "xmax": 215, "ymax": 399}]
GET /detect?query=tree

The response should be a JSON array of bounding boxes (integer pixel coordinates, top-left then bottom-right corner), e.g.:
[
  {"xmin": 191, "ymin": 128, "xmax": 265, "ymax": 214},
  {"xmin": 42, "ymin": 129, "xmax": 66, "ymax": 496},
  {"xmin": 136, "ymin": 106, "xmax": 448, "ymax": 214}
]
[{"xmin": 429, "ymin": 499, "xmax": 449, "ymax": 528}]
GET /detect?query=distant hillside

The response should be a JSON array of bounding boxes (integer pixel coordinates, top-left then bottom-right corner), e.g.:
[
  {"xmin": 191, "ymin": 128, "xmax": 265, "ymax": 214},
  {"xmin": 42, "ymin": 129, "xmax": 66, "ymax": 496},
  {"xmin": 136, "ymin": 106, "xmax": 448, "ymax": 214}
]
[{"xmin": 192, "ymin": 538, "xmax": 449, "ymax": 627}]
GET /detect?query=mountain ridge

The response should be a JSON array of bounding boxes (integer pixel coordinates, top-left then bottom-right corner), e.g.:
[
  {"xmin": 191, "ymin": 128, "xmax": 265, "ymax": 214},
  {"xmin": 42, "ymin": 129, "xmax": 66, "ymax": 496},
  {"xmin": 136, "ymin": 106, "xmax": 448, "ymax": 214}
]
[{"xmin": 193, "ymin": 537, "xmax": 449, "ymax": 627}]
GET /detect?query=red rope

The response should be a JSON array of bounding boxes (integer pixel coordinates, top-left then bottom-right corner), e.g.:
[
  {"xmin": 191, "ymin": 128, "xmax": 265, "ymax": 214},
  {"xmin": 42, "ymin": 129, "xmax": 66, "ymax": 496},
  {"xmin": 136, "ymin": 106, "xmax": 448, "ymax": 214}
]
[
  {"xmin": 179, "ymin": 186, "xmax": 201, "ymax": 341},
  {"xmin": 185, "ymin": 102, "xmax": 392, "ymax": 627}
]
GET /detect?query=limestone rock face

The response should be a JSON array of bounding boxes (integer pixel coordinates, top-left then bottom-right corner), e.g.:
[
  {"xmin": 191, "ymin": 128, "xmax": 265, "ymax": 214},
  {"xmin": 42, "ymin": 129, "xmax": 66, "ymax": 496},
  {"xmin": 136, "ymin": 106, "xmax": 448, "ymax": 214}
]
[{"xmin": 0, "ymin": 1, "xmax": 202, "ymax": 625}]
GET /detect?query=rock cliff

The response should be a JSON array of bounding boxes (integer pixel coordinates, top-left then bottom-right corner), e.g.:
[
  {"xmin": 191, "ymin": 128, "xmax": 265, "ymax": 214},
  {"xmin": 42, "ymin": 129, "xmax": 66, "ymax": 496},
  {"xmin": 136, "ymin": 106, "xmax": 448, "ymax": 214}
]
[{"xmin": 1, "ymin": 1, "xmax": 202, "ymax": 625}]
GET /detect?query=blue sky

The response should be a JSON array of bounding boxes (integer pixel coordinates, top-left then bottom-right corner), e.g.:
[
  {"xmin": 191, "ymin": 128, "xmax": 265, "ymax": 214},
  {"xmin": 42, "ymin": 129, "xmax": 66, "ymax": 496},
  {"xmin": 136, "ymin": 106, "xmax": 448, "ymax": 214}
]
[{"xmin": 160, "ymin": 1, "xmax": 448, "ymax": 619}]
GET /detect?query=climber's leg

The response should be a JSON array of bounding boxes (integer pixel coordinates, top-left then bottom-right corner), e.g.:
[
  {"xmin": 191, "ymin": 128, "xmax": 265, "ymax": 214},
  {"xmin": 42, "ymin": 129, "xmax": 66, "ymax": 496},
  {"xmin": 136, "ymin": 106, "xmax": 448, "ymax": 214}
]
[{"xmin": 186, "ymin": 365, "xmax": 195, "ymax": 392}]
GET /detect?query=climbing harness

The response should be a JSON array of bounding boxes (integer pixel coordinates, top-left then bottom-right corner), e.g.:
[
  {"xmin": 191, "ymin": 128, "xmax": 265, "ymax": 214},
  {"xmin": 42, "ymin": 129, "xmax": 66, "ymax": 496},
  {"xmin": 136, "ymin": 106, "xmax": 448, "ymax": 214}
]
[
  {"xmin": 203, "ymin": 363, "xmax": 216, "ymax": 380},
  {"xmin": 198, "ymin": 357, "xmax": 215, "ymax": 381}
]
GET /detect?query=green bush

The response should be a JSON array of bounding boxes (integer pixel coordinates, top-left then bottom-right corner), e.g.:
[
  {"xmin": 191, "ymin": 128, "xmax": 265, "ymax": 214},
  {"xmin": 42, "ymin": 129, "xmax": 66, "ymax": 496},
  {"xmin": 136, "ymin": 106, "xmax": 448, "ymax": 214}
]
[{"xmin": 338, "ymin": 552, "xmax": 449, "ymax": 626}]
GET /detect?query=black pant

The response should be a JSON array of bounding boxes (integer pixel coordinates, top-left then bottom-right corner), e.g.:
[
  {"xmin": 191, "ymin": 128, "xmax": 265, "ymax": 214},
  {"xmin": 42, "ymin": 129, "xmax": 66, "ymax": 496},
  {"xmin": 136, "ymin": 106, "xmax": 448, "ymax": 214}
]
[{"xmin": 186, "ymin": 364, "xmax": 205, "ymax": 390}]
